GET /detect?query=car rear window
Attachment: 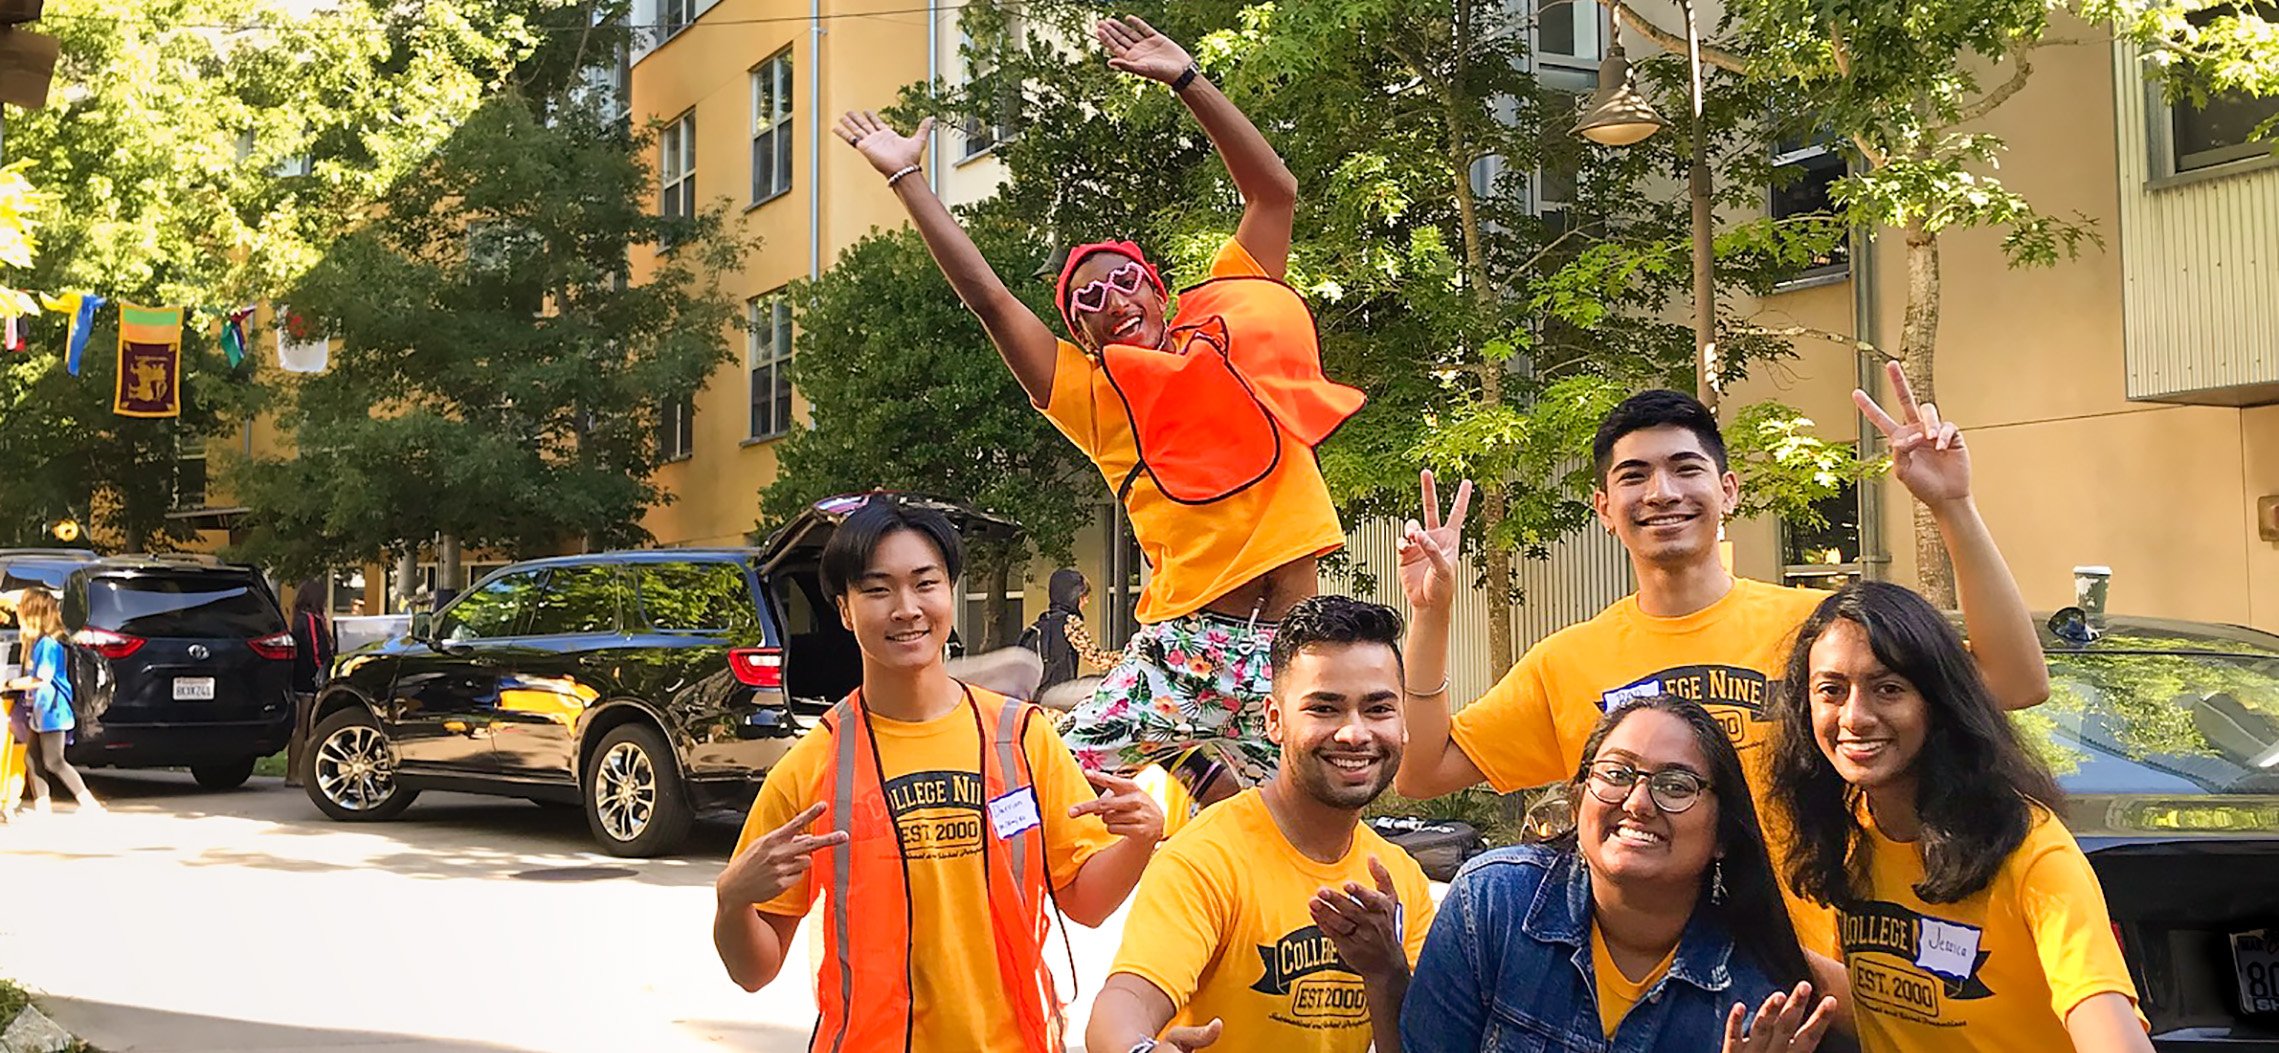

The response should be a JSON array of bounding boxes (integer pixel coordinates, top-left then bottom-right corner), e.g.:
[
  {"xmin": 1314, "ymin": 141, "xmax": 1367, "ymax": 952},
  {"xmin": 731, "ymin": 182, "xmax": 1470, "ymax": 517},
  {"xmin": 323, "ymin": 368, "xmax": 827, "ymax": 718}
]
[
  {"xmin": 2023, "ymin": 644, "xmax": 2279, "ymax": 796},
  {"xmin": 634, "ymin": 562, "xmax": 758, "ymax": 633},
  {"xmin": 86, "ymin": 575, "xmax": 285, "ymax": 638}
]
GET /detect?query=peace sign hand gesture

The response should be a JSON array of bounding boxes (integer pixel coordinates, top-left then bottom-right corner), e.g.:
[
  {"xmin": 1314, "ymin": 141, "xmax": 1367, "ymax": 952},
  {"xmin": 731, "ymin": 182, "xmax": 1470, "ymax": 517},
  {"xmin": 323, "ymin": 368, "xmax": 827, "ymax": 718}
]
[
  {"xmin": 1398, "ymin": 470, "xmax": 1472, "ymax": 613},
  {"xmin": 716, "ymin": 802, "xmax": 850, "ymax": 909},
  {"xmin": 1095, "ymin": 15, "xmax": 1195, "ymax": 85},
  {"xmin": 1854, "ymin": 360, "xmax": 1970, "ymax": 509}
]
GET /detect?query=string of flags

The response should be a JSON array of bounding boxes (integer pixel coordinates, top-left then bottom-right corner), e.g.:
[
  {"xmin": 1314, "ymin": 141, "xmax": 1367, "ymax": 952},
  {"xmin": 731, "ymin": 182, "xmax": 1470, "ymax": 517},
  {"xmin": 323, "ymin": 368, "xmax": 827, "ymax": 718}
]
[{"xmin": 4, "ymin": 294, "xmax": 330, "ymax": 418}]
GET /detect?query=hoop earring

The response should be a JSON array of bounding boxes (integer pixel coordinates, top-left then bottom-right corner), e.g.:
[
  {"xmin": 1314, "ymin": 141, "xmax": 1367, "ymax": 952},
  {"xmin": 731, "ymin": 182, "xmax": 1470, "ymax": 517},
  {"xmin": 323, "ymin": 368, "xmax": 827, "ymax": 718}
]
[{"xmin": 1711, "ymin": 859, "xmax": 1727, "ymax": 905}]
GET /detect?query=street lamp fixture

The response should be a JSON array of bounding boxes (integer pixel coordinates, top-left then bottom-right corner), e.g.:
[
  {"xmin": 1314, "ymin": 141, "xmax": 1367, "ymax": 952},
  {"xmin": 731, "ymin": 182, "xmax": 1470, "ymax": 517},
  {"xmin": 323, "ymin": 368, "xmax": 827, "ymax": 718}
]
[
  {"xmin": 1571, "ymin": 4, "xmax": 1720, "ymax": 413},
  {"xmin": 1573, "ymin": 38, "xmax": 1666, "ymax": 147}
]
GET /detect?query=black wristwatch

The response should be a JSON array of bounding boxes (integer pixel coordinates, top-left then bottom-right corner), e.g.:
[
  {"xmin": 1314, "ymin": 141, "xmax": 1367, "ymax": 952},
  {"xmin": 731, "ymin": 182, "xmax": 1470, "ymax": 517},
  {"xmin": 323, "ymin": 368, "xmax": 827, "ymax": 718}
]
[{"xmin": 1170, "ymin": 64, "xmax": 1201, "ymax": 93}]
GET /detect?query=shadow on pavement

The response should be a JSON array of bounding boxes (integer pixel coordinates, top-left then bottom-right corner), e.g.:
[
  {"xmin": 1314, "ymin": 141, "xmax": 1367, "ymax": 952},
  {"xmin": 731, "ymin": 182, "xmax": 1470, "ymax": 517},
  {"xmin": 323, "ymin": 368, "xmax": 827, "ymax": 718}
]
[
  {"xmin": 67, "ymin": 771, "xmax": 742, "ymax": 889},
  {"xmin": 43, "ymin": 996, "xmax": 542, "ymax": 1052}
]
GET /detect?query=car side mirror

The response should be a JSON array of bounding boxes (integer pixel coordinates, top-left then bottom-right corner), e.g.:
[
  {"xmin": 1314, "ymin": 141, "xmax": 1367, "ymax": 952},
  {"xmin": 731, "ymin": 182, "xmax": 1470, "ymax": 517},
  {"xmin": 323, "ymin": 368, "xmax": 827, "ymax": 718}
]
[
  {"xmin": 410, "ymin": 610, "xmax": 434, "ymax": 644},
  {"xmin": 2048, "ymin": 606, "xmax": 2101, "ymax": 647}
]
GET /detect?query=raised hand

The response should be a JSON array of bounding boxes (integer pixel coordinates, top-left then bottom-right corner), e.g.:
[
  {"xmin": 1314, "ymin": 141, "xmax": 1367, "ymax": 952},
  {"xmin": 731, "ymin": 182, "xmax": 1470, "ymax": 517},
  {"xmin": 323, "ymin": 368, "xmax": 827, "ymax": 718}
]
[
  {"xmin": 716, "ymin": 801, "xmax": 849, "ymax": 908},
  {"xmin": 1855, "ymin": 359, "xmax": 1969, "ymax": 508},
  {"xmin": 1721, "ymin": 982, "xmax": 1837, "ymax": 1053},
  {"xmin": 1095, "ymin": 15, "xmax": 1195, "ymax": 85},
  {"xmin": 1397, "ymin": 469, "xmax": 1472, "ymax": 612},
  {"xmin": 1073, "ymin": 769, "xmax": 1167, "ymax": 843},
  {"xmin": 834, "ymin": 110, "xmax": 932, "ymax": 178},
  {"xmin": 1310, "ymin": 855, "xmax": 1407, "ymax": 981}
]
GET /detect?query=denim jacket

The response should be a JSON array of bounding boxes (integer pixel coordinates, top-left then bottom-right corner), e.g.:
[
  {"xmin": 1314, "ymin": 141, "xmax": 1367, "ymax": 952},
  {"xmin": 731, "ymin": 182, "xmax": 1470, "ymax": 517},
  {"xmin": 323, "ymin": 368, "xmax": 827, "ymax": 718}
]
[{"xmin": 1401, "ymin": 843, "xmax": 1787, "ymax": 1053}]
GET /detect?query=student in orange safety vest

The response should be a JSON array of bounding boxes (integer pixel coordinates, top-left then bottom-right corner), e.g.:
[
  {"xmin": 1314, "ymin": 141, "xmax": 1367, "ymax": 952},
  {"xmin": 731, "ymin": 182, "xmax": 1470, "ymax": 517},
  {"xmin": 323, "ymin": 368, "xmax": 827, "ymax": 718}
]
[{"xmin": 713, "ymin": 496, "xmax": 1166, "ymax": 1051}]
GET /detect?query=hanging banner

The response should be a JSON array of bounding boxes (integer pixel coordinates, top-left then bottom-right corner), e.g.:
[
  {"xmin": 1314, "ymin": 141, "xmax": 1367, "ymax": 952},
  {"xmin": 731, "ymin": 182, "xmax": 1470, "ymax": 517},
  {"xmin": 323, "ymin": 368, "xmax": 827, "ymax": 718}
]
[
  {"xmin": 40, "ymin": 291, "xmax": 104, "ymax": 376},
  {"xmin": 113, "ymin": 302, "xmax": 182, "ymax": 418},
  {"xmin": 275, "ymin": 304, "xmax": 328, "ymax": 373},
  {"xmin": 219, "ymin": 305, "xmax": 253, "ymax": 368}
]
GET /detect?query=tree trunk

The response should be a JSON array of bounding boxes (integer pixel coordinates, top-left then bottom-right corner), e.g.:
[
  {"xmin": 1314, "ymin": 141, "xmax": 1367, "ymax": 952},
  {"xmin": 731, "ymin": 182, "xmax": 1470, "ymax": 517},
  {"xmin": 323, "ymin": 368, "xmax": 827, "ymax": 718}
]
[
  {"xmin": 1483, "ymin": 489, "xmax": 1516, "ymax": 676},
  {"xmin": 985, "ymin": 555, "xmax": 1017, "ymax": 652},
  {"xmin": 1897, "ymin": 220, "xmax": 1956, "ymax": 609}
]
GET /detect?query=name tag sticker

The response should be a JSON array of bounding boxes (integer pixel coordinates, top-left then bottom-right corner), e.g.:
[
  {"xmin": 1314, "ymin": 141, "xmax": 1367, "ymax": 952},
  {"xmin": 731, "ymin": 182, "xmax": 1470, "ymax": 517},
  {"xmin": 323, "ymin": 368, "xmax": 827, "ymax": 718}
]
[
  {"xmin": 988, "ymin": 786, "xmax": 1042, "ymax": 840},
  {"xmin": 1601, "ymin": 680, "xmax": 1663, "ymax": 712},
  {"xmin": 1915, "ymin": 917, "xmax": 1982, "ymax": 980}
]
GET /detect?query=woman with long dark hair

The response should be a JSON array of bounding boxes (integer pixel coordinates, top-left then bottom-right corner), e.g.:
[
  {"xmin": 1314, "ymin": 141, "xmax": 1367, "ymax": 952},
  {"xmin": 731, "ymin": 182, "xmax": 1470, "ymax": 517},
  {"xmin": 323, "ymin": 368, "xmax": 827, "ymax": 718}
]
[
  {"xmin": 1404, "ymin": 695, "xmax": 1843, "ymax": 1052},
  {"xmin": 1768, "ymin": 581, "xmax": 2148, "ymax": 1052},
  {"xmin": 283, "ymin": 579, "xmax": 333, "ymax": 788},
  {"xmin": 5, "ymin": 587, "xmax": 100, "ymax": 814}
]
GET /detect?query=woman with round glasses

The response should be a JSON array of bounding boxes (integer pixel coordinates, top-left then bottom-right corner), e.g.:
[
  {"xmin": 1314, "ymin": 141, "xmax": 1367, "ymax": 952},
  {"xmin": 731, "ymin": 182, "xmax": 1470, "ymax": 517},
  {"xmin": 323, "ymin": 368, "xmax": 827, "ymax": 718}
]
[
  {"xmin": 1768, "ymin": 582, "xmax": 2149, "ymax": 1053},
  {"xmin": 1403, "ymin": 695, "xmax": 1846, "ymax": 1053},
  {"xmin": 838, "ymin": 16, "xmax": 1365, "ymax": 807}
]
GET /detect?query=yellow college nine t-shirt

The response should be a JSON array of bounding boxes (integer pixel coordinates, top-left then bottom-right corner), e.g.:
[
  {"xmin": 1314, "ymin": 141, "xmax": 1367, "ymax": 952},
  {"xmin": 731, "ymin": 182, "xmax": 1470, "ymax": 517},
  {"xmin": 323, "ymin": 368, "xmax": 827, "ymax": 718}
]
[
  {"xmin": 1842, "ymin": 807, "xmax": 2143, "ymax": 1052},
  {"xmin": 1110, "ymin": 789, "xmax": 1436, "ymax": 1051},
  {"xmin": 736, "ymin": 694, "xmax": 1116, "ymax": 1051},
  {"xmin": 1446, "ymin": 577, "xmax": 1833, "ymax": 947}
]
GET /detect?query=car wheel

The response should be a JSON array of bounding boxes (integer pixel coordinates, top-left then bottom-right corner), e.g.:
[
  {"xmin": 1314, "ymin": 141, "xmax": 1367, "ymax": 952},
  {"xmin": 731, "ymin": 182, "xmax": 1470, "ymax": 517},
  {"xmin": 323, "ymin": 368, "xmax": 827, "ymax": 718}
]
[
  {"xmin": 304, "ymin": 708, "xmax": 418, "ymax": 821},
  {"xmin": 584, "ymin": 723, "xmax": 692, "ymax": 857},
  {"xmin": 190, "ymin": 757, "xmax": 256, "ymax": 790}
]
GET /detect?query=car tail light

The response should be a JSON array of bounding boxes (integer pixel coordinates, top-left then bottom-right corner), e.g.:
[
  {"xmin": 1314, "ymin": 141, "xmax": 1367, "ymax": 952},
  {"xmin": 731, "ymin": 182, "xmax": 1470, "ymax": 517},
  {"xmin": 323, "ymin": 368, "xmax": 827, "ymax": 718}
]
[
  {"xmin": 72, "ymin": 628, "xmax": 145, "ymax": 659},
  {"xmin": 729, "ymin": 647, "xmax": 783, "ymax": 689},
  {"xmin": 247, "ymin": 632, "xmax": 298, "ymax": 660}
]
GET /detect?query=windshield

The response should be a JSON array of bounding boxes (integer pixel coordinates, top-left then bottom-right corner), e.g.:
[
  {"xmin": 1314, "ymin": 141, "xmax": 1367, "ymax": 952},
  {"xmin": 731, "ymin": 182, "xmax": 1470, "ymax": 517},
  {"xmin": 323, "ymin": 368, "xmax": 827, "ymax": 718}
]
[
  {"xmin": 2019, "ymin": 639, "xmax": 2279, "ymax": 796},
  {"xmin": 87, "ymin": 575, "xmax": 285, "ymax": 638}
]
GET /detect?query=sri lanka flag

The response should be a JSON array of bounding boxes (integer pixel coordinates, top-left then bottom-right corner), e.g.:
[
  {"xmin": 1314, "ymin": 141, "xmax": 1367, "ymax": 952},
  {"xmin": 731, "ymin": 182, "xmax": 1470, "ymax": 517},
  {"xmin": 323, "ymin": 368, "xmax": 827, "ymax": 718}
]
[{"xmin": 113, "ymin": 302, "xmax": 182, "ymax": 418}]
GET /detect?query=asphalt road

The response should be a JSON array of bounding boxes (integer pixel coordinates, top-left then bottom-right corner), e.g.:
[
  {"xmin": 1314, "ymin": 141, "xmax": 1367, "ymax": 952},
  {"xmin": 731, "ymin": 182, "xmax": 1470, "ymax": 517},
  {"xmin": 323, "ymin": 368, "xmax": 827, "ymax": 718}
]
[{"xmin": 0, "ymin": 771, "xmax": 1135, "ymax": 1052}]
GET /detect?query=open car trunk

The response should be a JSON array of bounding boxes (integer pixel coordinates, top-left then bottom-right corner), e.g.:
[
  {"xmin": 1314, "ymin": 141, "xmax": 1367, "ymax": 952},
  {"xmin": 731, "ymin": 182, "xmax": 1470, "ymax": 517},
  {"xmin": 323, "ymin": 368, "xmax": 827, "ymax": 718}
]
[{"xmin": 755, "ymin": 492, "xmax": 1021, "ymax": 710}]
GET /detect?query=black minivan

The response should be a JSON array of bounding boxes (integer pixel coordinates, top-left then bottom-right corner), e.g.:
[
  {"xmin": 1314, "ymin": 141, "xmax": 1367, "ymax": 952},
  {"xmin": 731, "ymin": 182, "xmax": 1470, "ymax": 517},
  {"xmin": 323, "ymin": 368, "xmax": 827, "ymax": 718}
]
[{"xmin": 57, "ymin": 557, "xmax": 297, "ymax": 788}]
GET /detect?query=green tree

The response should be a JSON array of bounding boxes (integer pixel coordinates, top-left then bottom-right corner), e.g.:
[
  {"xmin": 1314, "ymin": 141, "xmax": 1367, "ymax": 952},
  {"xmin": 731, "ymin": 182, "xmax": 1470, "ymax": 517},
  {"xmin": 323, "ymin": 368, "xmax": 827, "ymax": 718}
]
[
  {"xmin": 0, "ymin": 0, "xmax": 607, "ymax": 551},
  {"xmin": 922, "ymin": 0, "xmax": 1856, "ymax": 672},
  {"xmin": 226, "ymin": 87, "xmax": 749, "ymax": 579},
  {"xmin": 1611, "ymin": 0, "xmax": 2279, "ymax": 607},
  {"xmin": 757, "ymin": 218, "xmax": 1097, "ymax": 650}
]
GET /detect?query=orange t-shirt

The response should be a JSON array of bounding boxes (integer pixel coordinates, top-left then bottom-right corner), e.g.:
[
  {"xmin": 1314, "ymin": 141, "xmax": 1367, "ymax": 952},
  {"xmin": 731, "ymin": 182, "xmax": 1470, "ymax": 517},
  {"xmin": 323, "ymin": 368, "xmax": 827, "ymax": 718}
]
[{"xmin": 1040, "ymin": 238, "xmax": 1346, "ymax": 622}]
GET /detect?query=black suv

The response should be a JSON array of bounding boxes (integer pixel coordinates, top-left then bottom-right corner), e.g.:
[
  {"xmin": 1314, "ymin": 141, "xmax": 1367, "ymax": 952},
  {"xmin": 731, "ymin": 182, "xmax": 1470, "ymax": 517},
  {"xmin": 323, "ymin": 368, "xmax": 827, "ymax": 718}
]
[
  {"xmin": 301, "ymin": 494, "xmax": 1015, "ymax": 856},
  {"xmin": 27, "ymin": 556, "xmax": 296, "ymax": 788}
]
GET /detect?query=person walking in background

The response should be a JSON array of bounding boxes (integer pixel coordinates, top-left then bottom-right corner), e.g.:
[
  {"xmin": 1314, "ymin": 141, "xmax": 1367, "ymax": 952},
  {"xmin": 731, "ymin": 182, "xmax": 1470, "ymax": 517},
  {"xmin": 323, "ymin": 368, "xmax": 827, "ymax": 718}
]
[
  {"xmin": 284, "ymin": 579, "xmax": 334, "ymax": 788},
  {"xmin": 1768, "ymin": 582, "xmax": 2149, "ymax": 1053},
  {"xmin": 1021, "ymin": 569, "xmax": 1090, "ymax": 693},
  {"xmin": 6, "ymin": 588, "xmax": 101, "ymax": 815}
]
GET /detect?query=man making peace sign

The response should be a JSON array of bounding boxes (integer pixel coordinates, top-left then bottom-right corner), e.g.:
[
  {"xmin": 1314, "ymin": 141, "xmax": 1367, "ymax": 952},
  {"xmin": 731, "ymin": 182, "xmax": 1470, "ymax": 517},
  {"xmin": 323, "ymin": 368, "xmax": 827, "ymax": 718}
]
[{"xmin": 1392, "ymin": 373, "xmax": 2049, "ymax": 954}]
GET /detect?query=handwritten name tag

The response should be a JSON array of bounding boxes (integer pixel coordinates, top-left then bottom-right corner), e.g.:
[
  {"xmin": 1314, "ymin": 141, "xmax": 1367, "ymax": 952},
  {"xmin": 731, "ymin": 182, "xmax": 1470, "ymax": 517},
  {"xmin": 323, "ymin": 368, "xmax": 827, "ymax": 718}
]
[
  {"xmin": 1915, "ymin": 917, "xmax": 1982, "ymax": 980},
  {"xmin": 989, "ymin": 786, "xmax": 1042, "ymax": 840}
]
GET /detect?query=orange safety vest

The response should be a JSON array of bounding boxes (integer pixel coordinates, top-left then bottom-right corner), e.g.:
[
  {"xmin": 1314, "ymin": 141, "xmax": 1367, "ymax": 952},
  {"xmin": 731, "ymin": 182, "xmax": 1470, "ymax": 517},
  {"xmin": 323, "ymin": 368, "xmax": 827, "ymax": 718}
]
[
  {"xmin": 805, "ymin": 684, "xmax": 1063, "ymax": 1053},
  {"xmin": 1099, "ymin": 275, "xmax": 1365, "ymax": 506}
]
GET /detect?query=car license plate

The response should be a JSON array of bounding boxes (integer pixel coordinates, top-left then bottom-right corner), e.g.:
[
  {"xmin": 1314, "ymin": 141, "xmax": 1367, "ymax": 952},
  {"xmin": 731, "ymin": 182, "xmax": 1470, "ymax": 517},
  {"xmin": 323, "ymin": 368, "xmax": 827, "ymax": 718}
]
[
  {"xmin": 2233, "ymin": 927, "xmax": 2279, "ymax": 1016},
  {"xmin": 172, "ymin": 677, "xmax": 216, "ymax": 701}
]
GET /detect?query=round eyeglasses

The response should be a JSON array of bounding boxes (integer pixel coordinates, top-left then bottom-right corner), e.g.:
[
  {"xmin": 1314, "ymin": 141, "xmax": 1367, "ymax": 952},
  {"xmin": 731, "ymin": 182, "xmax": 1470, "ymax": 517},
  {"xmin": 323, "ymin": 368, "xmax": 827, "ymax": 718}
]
[{"xmin": 1584, "ymin": 761, "xmax": 1710, "ymax": 814}]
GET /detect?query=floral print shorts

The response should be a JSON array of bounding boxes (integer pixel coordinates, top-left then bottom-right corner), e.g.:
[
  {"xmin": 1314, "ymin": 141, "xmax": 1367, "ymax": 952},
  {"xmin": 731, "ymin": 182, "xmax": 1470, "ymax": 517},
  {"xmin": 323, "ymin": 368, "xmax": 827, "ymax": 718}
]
[{"xmin": 1063, "ymin": 610, "xmax": 1280, "ymax": 786}]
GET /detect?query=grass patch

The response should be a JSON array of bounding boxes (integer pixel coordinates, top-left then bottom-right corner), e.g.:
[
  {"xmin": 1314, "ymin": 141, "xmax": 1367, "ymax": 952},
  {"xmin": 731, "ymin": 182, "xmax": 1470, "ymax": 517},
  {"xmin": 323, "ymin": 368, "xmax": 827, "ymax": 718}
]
[
  {"xmin": 252, "ymin": 750, "xmax": 289, "ymax": 779},
  {"xmin": 0, "ymin": 977, "xmax": 29, "ymax": 1024}
]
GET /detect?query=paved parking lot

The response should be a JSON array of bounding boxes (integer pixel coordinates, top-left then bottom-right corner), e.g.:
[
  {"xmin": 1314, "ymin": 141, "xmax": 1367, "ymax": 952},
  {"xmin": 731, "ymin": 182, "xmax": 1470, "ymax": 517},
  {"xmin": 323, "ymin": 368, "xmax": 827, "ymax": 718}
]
[{"xmin": 0, "ymin": 771, "xmax": 1133, "ymax": 1052}]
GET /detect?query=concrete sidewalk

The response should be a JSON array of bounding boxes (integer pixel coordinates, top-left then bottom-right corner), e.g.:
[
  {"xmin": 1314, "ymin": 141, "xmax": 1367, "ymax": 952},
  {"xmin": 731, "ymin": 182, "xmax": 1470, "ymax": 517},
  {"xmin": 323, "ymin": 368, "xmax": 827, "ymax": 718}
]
[{"xmin": 0, "ymin": 771, "xmax": 1127, "ymax": 1052}]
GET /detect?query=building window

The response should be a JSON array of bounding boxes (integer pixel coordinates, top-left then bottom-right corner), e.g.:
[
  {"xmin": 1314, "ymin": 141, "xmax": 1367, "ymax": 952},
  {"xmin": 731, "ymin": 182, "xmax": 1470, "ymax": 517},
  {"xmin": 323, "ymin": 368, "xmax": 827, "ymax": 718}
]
[
  {"xmin": 660, "ymin": 110, "xmax": 696, "ymax": 244},
  {"xmin": 750, "ymin": 51, "xmax": 794, "ymax": 205},
  {"xmin": 1533, "ymin": 0, "xmax": 1605, "ymax": 61},
  {"xmin": 659, "ymin": 393, "xmax": 695, "ymax": 461},
  {"xmin": 960, "ymin": 26, "xmax": 1018, "ymax": 159},
  {"xmin": 174, "ymin": 438, "xmax": 208, "ymax": 511},
  {"xmin": 748, "ymin": 293, "xmax": 794, "ymax": 440},
  {"xmin": 1769, "ymin": 137, "xmax": 1851, "ymax": 285},
  {"xmin": 661, "ymin": 0, "xmax": 696, "ymax": 38},
  {"xmin": 2153, "ymin": 4, "xmax": 2279, "ymax": 176},
  {"xmin": 1782, "ymin": 482, "xmax": 1861, "ymax": 589}
]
